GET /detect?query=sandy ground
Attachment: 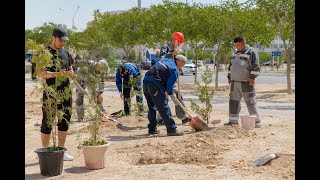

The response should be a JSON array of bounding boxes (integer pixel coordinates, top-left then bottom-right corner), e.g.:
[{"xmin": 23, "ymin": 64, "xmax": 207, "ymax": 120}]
[{"xmin": 25, "ymin": 72, "xmax": 295, "ymax": 180}]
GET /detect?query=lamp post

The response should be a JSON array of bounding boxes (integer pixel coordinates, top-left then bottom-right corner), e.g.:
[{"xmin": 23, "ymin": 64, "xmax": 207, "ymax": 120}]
[{"xmin": 72, "ymin": 5, "xmax": 80, "ymax": 29}]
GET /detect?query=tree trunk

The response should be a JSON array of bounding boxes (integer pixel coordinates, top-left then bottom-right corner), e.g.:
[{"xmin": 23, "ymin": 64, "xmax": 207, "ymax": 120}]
[
  {"xmin": 214, "ymin": 43, "xmax": 221, "ymax": 91},
  {"xmin": 194, "ymin": 46, "xmax": 198, "ymax": 85},
  {"xmin": 285, "ymin": 49, "xmax": 293, "ymax": 95}
]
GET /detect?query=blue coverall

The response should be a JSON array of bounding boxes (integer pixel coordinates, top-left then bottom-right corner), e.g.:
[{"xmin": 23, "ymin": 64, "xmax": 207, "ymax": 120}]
[
  {"xmin": 116, "ymin": 63, "xmax": 143, "ymax": 115},
  {"xmin": 143, "ymin": 58, "xmax": 179, "ymax": 133}
]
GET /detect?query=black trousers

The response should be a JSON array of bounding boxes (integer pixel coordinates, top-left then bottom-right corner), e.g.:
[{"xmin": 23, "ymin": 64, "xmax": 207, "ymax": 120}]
[{"xmin": 40, "ymin": 88, "xmax": 72, "ymax": 134}]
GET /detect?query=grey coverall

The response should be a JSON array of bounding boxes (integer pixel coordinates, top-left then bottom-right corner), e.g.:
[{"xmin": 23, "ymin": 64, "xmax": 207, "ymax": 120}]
[
  {"xmin": 227, "ymin": 45, "xmax": 261, "ymax": 124},
  {"xmin": 75, "ymin": 60, "xmax": 106, "ymax": 119}
]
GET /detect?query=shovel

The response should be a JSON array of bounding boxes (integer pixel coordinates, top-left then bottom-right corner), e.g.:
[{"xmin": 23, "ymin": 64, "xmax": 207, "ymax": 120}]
[
  {"xmin": 73, "ymin": 80, "xmax": 119, "ymax": 123},
  {"xmin": 174, "ymin": 97, "xmax": 209, "ymax": 131},
  {"xmin": 100, "ymin": 111, "xmax": 119, "ymax": 122},
  {"xmin": 175, "ymin": 76, "xmax": 186, "ymax": 119},
  {"xmin": 253, "ymin": 152, "xmax": 295, "ymax": 167}
]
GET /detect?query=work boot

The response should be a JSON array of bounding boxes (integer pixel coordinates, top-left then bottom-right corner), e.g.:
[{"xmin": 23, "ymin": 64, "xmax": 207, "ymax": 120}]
[
  {"xmin": 167, "ymin": 130, "xmax": 184, "ymax": 136},
  {"xmin": 182, "ymin": 117, "xmax": 192, "ymax": 124},
  {"xmin": 63, "ymin": 153, "xmax": 74, "ymax": 161},
  {"xmin": 148, "ymin": 129, "xmax": 160, "ymax": 135},
  {"xmin": 224, "ymin": 122, "xmax": 238, "ymax": 127},
  {"xmin": 255, "ymin": 121, "xmax": 262, "ymax": 128}
]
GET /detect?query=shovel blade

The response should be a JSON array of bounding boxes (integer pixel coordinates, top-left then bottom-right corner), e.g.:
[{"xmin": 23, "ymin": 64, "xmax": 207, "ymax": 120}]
[
  {"xmin": 175, "ymin": 105, "xmax": 186, "ymax": 119},
  {"xmin": 253, "ymin": 153, "xmax": 277, "ymax": 167},
  {"xmin": 189, "ymin": 116, "xmax": 209, "ymax": 131}
]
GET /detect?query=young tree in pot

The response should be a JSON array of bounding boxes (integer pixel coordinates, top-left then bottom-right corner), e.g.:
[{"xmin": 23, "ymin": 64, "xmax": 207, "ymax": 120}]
[
  {"xmin": 26, "ymin": 39, "xmax": 73, "ymax": 176},
  {"xmin": 190, "ymin": 66, "xmax": 215, "ymax": 125},
  {"xmin": 73, "ymin": 60, "xmax": 110, "ymax": 169}
]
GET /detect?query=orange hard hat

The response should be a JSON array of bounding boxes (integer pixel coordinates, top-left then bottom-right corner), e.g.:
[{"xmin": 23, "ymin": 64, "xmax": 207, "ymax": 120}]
[{"xmin": 171, "ymin": 32, "xmax": 184, "ymax": 44}]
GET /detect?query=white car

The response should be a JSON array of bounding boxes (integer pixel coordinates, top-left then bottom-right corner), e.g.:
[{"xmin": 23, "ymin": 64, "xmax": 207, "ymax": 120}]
[
  {"xmin": 196, "ymin": 60, "xmax": 204, "ymax": 67},
  {"xmin": 179, "ymin": 60, "xmax": 195, "ymax": 75}
]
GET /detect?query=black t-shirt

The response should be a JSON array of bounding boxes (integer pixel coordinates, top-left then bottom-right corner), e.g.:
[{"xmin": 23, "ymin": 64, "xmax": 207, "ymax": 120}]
[{"xmin": 45, "ymin": 46, "xmax": 73, "ymax": 88}]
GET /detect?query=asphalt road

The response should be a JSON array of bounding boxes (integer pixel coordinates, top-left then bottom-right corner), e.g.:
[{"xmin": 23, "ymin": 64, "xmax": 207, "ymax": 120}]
[{"xmin": 178, "ymin": 71, "xmax": 295, "ymax": 85}]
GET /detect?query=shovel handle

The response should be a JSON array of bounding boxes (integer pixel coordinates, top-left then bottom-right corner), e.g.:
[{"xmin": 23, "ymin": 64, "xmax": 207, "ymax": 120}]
[
  {"xmin": 100, "ymin": 112, "xmax": 118, "ymax": 122},
  {"xmin": 73, "ymin": 80, "xmax": 86, "ymax": 93},
  {"xmin": 276, "ymin": 153, "xmax": 295, "ymax": 156},
  {"xmin": 177, "ymin": 76, "xmax": 181, "ymax": 100}
]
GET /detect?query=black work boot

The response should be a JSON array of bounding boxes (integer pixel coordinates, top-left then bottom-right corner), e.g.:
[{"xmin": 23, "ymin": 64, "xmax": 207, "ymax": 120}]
[
  {"xmin": 167, "ymin": 130, "xmax": 184, "ymax": 136},
  {"xmin": 224, "ymin": 122, "xmax": 238, "ymax": 126},
  {"xmin": 255, "ymin": 121, "xmax": 262, "ymax": 128},
  {"xmin": 148, "ymin": 129, "xmax": 160, "ymax": 135}
]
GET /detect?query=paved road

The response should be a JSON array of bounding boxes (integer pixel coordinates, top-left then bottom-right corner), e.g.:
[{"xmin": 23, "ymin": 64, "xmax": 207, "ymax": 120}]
[{"xmin": 177, "ymin": 68, "xmax": 295, "ymax": 85}]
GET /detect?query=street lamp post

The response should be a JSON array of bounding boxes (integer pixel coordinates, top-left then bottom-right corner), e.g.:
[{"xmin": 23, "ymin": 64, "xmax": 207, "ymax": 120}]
[{"xmin": 72, "ymin": 5, "xmax": 80, "ymax": 29}]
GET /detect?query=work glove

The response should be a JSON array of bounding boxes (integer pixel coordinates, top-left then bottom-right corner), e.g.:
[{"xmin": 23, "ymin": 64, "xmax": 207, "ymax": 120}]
[
  {"xmin": 169, "ymin": 94, "xmax": 180, "ymax": 106},
  {"xmin": 249, "ymin": 79, "xmax": 255, "ymax": 86}
]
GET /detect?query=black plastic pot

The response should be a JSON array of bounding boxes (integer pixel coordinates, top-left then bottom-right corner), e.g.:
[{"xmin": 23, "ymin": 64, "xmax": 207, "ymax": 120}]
[{"xmin": 34, "ymin": 147, "xmax": 66, "ymax": 176}]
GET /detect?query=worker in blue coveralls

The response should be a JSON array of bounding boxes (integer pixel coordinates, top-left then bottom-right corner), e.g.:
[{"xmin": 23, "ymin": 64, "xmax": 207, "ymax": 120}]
[
  {"xmin": 143, "ymin": 54, "xmax": 189, "ymax": 136},
  {"xmin": 116, "ymin": 62, "xmax": 143, "ymax": 115}
]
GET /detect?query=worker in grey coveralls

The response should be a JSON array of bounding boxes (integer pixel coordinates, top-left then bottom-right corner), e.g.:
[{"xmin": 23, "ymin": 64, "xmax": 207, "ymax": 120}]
[
  {"xmin": 75, "ymin": 59, "xmax": 109, "ymax": 122},
  {"xmin": 225, "ymin": 36, "xmax": 261, "ymax": 128},
  {"xmin": 156, "ymin": 32, "xmax": 191, "ymax": 125}
]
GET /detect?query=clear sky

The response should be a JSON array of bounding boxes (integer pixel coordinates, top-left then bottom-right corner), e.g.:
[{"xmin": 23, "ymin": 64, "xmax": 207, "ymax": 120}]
[{"xmin": 26, "ymin": 0, "xmax": 245, "ymax": 31}]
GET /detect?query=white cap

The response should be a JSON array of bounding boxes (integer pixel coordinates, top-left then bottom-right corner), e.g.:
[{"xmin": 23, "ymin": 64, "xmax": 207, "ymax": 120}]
[
  {"xmin": 175, "ymin": 54, "xmax": 187, "ymax": 62},
  {"xmin": 98, "ymin": 59, "xmax": 108, "ymax": 66}
]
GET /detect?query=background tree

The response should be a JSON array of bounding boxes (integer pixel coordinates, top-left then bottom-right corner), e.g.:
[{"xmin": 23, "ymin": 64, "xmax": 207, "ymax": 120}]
[{"xmin": 252, "ymin": 0, "xmax": 295, "ymax": 94}]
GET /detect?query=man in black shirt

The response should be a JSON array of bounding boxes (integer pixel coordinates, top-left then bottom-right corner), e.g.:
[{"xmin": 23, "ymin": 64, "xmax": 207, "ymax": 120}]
[{"xmin": 37, "ymin": 27, "xmax": 76, "ymax": 161}]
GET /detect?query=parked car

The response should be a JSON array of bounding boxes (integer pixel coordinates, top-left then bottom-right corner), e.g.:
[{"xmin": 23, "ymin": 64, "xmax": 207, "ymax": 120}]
[
  {"xmin": 262, "ymin": 60, "xmax": 278, "ymax": 66},
  {"xmin": 180, "ymin": 60, "xmax": 196, "ymax": 75},
  {"xmin": 196, "ymin": 60, "xmax": 204, "ymax": 67},
  {"xmin": 139, "ymin": 60, "xmax": 152, "ymax": 70}
]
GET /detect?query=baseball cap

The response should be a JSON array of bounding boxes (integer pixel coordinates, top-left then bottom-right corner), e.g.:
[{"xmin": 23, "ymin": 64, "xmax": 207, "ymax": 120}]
[
  {"xmin": 175, "ymin": 54, "xmax": 187, "ymax": 62},
  {"xmin": 52, "ymin": 27, "xmax": 69, "ymax": 41}
]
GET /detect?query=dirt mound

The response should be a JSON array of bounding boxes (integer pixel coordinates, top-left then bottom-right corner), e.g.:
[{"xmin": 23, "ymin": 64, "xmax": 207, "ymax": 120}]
[
  {"xmin": 115, "ymin": 126, "xmax": 254, "ymax": 166},
  {"xmin": 133, "ymin": 137, "xmax": 224, "ymax": 165}
]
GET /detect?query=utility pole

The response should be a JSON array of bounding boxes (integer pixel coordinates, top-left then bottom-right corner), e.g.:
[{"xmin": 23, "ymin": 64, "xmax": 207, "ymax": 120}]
[
  {"xmin": 184, "ymin": 0, "xmax": 188, "ymax": 59},
  {"xmin": 136, "ymin": 0, "xmax": 143, "ymax": 62},
  {"xmin": 72, "ymin": 5, "xmax": 80, "ymax": 29},
  {"xmin": 138, "ymin": 0, "xmax": 141, "ymax": 9}
]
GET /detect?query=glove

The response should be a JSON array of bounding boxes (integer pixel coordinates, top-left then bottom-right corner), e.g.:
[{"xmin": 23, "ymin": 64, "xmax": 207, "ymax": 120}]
[
  {"xmin": 169, "ymin": 94, "xmax": 179, "ymax": 106},
  {"xmin": 249, "ymin": 79, "xmax": 255, "ymax": 86}
]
